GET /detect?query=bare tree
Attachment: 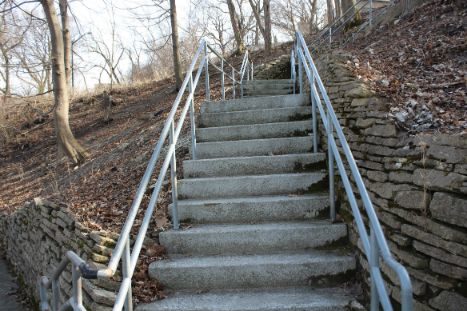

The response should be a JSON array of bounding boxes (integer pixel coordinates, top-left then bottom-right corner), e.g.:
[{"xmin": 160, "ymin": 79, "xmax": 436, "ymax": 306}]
[
  {"xmin": 41, "ymin": 0, "xmax": 87, "ymax": 164},
  {"xmin": 59, "ymin": 0, "xmax": 71, "ymax": 87},
  {"xmin": 226, "ymin": 0, "xmax": 245, "ymax": 54},
  {"xmin": 327, "ymin": 0, "xmax": 336, "ymax": 24},
  {"xmin": 272, "ymin": 0, "xmax": 319, "ymax": 38},
  {"xmin": 0, "ymin": 4, "xmax": 29, "ymax": 96},
  {"xmin": 248, "ymin": 0, "xmax": 271, "ymax": 53},
  {"xmin": 169, "ymin": 0, "xmax": 182, "ymax": 90},
  {"xmin": 14, "ymin": 17, "xmax": 51, "ymax": 94}
]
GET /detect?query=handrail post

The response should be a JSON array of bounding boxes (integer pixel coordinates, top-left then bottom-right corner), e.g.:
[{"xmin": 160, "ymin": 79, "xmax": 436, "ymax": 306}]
[
  {"xmin": 251, "ymin": 61, "xmax": 254, "ymax": 80},
  {"xmin": 298, "ymin": 53, "xmax": 303, "ymax": 94},
  {"xmin": 232, "ymin": 67, "xmax": 236, "ymax": 99},
  {"xmin": 52, "ymin": 278, "xmax": 60, "ymax": 311},
  {"xmin": 291, "ymin": 51, "xmax": 295, "ymax": 94},
  {"xmin": 311, "ymin": 85, "xmax": 318, "ymax": 153},
  {"xmin": 369, "ymin": 0, "xmax": 373, "ymax": 27},
  {"xmin": 329, "ymin": 28, "xmax": 332, "ymax": 48},
  {"xmin": 122, "ymin": 238, "xmax": 133, "ymax": 311},
  {"xmin": 204, "ymin": 42, "xmax": 210, "ymax": 101},
  {"xmin": 189, "ymin": 73, "xmax": 197, "ymax": 160},
  {"xmin": 71, "ymin": 263, "xmax": 83, "ymax": 309},
  {"xmin": 370, "ymin": 230, "xmax": 380, "ymax": 311},
  {"xmin": 170, "ymin": 120, "xmax": 180, "ymax": 229},
  {"xmin": 327, "ymin": 110, "xmax": 335, "ymax": 222},
  {"xmin": 221, "ymin": 59, "xmax": 225, "ymax": 100}
]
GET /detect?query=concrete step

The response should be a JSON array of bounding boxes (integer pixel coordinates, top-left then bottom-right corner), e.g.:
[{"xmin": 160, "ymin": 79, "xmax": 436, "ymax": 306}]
[
  {"xmin": 171, "ymin": 194, "xmax": 330, "ymax": 224},
  {"xmin": 136, "ymin": 287, "xmax": 352, "ymax": 311},
  {"xmin": 244, "ymin": 79, "xmax": 293, "ymax": 84},
  {"xmin": 184, "ymin": 153, "xmax": 325, "ymax": 178},
  {"xmin": 244, "ymin": 89, "xmax": 293, "ymax": 96},
  {"xmin": 160, "ymin": 221, "xmax": 347, "ymax": 255},
  {"xmin": 196, "ymin": 136, "xmax": 313, "ymax": 159},
  {"xmin": 178, "ymin": 172, "xmax": 326, "ymax": 200},
  {"xmin": 197, "ymin": 120, "xmax": 311, "ymax": 142},
  {"xmin": 243, "ymin": 83, "xmax": 293, "ymax": 91},
  {"xmin": 201, "ymin": 94, "xmax": 308, "ymax": 114},
  {"xmin": 199, "ymin": 106, "xmax": 311, "ymax": 128},
  {"xmin": 149, "ymin": 251, "xmax": 356, "ymax": 290}
]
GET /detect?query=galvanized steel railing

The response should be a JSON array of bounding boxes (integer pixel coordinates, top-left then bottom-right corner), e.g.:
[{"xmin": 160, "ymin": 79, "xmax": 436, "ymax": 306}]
[
  {"xmin": 291, "ymin": 31, "xmax": 412, "ymax": 311},
  {"xmin": 38, "ymin": 39, "xmax": 251, "ymax": 311}
]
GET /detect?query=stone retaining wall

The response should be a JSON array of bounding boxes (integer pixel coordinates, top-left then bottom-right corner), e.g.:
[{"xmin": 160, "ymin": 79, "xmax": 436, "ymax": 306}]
[
  {"xmin": 0, "ymin": 198, "xmax": 118, "ymax": 310},
  {"xmin": 315, "ymin": 51, "xmax": 467, "ymax": 310}
]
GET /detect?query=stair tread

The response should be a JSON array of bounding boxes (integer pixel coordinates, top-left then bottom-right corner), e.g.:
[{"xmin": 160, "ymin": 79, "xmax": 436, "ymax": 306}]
[
  {"xmin": 201, "ymin": 106, "xmax": 309, "ymax": 117},
  {"xmin": 201, "ymin": 94, "xmax": 308, "ymax": 113},
  {"xmin": 136, "ymin": 287, "xmax": 352, "ymax": 311},
  {"xmin": 152, "ymin": 250, "xmax": 354, "ymax": 268},
  {"xmin": 185, "ymin": 153, "xmax": 325, "ymax": 164},
  {"xmin": 164, "ymin": 221, "xmax": 344, "ymax": 235},
  {"xmin": 196, "ymin": 135, "xmax": 311, "ymax": 147},
  {"xmin": 175, "ymin": 193, "xmax": 328, "ymax": 205},
  {"xmin": 180, "ymin": 172, "xmax": 324, "ymax": 182},
  {"xmin": 197, "ymin": 120, "xmax": 311, "ymax": 132}
]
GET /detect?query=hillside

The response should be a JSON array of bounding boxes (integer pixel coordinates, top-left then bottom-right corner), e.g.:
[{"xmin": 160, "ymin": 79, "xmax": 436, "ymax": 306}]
[{"xmin": 346, "ymin": 0, "xmax": 466, "ymax": 133}]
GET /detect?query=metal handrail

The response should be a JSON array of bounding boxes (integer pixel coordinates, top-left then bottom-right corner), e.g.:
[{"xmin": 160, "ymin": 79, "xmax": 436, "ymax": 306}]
[
  {"xmin": 292, "ymin": 31, "xmax": 412, "ymax": 311},
  {"xmin": 38, "ymin": 39, "xmax": 248, "ymax": 311}
]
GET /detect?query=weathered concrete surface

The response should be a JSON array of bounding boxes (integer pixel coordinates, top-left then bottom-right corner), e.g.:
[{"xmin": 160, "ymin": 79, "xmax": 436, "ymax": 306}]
[
  {"xmin": 149, "ymin": 251, "xmax": 355, "ymax": 290},
  {"xmin": 136, "ymin": 287, "xmax": 352, "ymax": 311},
  {"xmin": 184, "ymin": 153, "xmax": 325, "ymax": 178},
  {"xmin": 170, "ymin": 194, "xmax": 329, "ymax": 223},
  {"xmin": 195, "ymin": 136, "xmax": 313, "ymax": 159}
]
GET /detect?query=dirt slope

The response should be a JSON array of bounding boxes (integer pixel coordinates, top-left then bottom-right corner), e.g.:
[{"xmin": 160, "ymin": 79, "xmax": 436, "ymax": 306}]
[{"xmin": 346, "ymin": 0, "xmax": 466, "ymax": 133}]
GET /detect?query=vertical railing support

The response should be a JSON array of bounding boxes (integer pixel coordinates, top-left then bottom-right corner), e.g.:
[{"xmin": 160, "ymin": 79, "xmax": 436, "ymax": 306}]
[
  {"xmin": 71, "ymin": 264, "xmax": 83, "ymax": 309},
  {"xmin": 51, "ymin": 278, "xmax": 60, "ymax": 311},
  {"xmin": 329, "ymin": 28, "xmax": 332, "ymax": 48},
  {"xmin": 298, "ymin": 55, "xmax": 303, "ymax": 94},
  {"xmin": 327, "ymin": 110, "xmax": 335, "ymax": 222},
  {"xmin": 122, "ymin": 238, "xmax": 133, "ymax": 311},
  {"xmin": 232, "ymin": 67, "xmax": 236, "ymax": 99},
  {"xmin": 291, "ymin": 51, "xmax": 296, "ymax": 94},
  {"xmin": 169, "ymin": 120, "xmax": 180, "ymax": 230},
  {"xmin": 221, "ymin": 59, "xmax": 225, "ymax": 100},
  {"xmin": 369, "ymin": 0, "xmax": 373, "ymax": 27},
  {"xmin": 251, "ymin": 61, "xmax": 254, "ymax": 80},
  {"xmin": 204, "ymin": 42, "xmax": 210, "ymax": 101},
  {"xmin": 370, "ymin": 230, "xmax": 380, "ymax": 311},
  {"xmin": 189, "ymin": 73, "xmax": 197, "ymax": 160},
  {"xmin": 311, "ymin": 79, "xmax": 318, "ymax": 153}
]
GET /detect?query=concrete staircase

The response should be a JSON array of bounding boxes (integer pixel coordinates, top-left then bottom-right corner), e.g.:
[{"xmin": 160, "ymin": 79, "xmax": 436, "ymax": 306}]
[{"xmin": 138, "ymin": 80, "xmax": 356, "ymax": 310}]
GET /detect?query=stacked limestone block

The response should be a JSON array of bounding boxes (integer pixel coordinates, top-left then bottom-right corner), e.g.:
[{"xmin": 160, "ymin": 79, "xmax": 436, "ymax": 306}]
[
  {"xmin": 0, "ymin": 198, "xmax": 119, "ymax": 310},
  {"xmin": 314, "ymin": 51, "xmax": 466, "ymax": 311}
]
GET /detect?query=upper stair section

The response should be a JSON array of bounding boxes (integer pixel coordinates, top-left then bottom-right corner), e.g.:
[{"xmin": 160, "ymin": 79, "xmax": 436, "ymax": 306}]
[{"xmin": 242, "ymin": 79, "xmax": 294, "ymax": 97}]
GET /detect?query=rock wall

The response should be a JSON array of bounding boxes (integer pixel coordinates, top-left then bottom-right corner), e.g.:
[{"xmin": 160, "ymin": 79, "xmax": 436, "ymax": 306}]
[
  {"xmin": 0, "ymin": 198, "xmax": 119, "ymax": 310},
  {"xmin": 316, "ymin": 51, "xmax": 467, "ymax": 310}
]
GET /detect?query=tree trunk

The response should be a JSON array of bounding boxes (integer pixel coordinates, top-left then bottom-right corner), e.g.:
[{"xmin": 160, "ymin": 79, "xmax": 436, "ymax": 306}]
[
  {"xmin": 169, "ymin": 0, "xmax": 183, "ymax": 90},
  {"xmin": 41, "ymin": 0, "xmax": 87, "ymax": 165},
  {"xmin": 341, "ymin": 0, "xmax": 356, "ymax": 20},
  {"xmin": 335, "ymin": 0, "xmax": 342, "ymax": 19},
  {"xmin": 263, "ymin": 0, "xmax": 272, "ymax": 53},
  {"xmin": 226, "ymin": 0, "xmax": 245, "ymax": 54},
  {"xmin": 309, "ymin": 0, "xmax": 318, "ymax": 34},
  {"xmin": 4, "ymin": 52, "xmax": 10, "ymax": 96},
  {"xmin": 59, "ymin": 0, "xmax": 71, "ymax": 88},
  {"xmin": 327, "ymin": 0, "xmax": 336, "ymax": 25}
]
